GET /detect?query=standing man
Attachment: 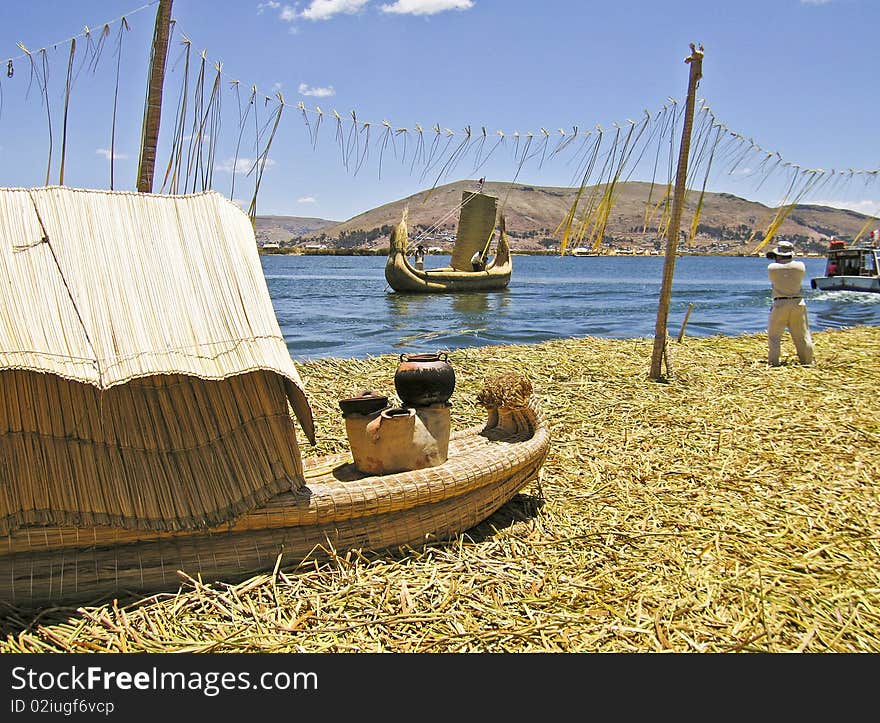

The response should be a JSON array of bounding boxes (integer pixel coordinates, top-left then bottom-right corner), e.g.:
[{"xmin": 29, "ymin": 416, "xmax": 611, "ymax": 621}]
[
  {"xmin": 766, "ymin": 240, "xmax": 814, "ymax": 366},
  {"xmin": 470, "ymin": 249, "xmax": 485, "ymax": 271},
  {"xmin": 413, "ymin": 244, "xmax": 425, "ymax": 271}
]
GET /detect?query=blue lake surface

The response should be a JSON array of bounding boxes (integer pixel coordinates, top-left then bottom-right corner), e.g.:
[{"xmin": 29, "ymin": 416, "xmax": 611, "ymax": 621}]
[{"xmin": 262, "ymin": 254, "xmax": 880, "ymax": 361}]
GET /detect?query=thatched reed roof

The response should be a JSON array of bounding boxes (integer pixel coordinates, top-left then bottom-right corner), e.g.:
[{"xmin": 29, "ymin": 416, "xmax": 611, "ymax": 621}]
[
  {"xmin": 0, "ymin": 187, "xmax": 315, "ymax": 535},
  {"xmin": 0, "ymin": 186, "xmax": 312, "ymax": 440}
]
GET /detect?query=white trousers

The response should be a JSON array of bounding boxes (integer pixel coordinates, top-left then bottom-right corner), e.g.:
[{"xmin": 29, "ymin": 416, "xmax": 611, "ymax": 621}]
[{"xmin": 768, "ymin": 300, "xmax": 814, "ymax": 365}]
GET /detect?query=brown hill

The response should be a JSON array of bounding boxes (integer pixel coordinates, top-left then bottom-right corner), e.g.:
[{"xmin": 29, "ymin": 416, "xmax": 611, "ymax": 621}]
[
  {"xmin": 254, "ymin": 215, "xmax": 338, "ymax": 246},
  {"xmin": 261, "ymin": 180, "xmax": 876, "ymax": 255}
]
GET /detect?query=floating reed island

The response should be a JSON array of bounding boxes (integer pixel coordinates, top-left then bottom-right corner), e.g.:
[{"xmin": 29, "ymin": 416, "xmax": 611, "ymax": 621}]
[{"xmin": 2, "ymin": 326, "xmax": 879, "ymax": 653}]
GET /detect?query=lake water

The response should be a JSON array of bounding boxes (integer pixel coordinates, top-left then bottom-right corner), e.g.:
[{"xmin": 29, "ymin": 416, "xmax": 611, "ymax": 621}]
[{"xmin": 262, "ymin": 254, "xmax": 880, "ymax": 361}]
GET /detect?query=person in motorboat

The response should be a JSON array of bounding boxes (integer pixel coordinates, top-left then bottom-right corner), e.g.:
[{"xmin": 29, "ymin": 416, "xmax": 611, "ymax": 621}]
[
  {"xmin": 765, "ymin": 241, "xmax": 814, "ymax": 367},
  {"xmin": 826, "ymin": 259, "xmax": 838, "ymax": 276}
]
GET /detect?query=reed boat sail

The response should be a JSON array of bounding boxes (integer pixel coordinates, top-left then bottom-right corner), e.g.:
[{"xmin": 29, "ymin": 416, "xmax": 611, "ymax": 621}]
[
  {"xmin": 385, "ymin": 191, "xmax": 512, "ymax": 293},
  {"xmin": 0, "ymin": 186, "xmax": 549, "ymax": 608}
]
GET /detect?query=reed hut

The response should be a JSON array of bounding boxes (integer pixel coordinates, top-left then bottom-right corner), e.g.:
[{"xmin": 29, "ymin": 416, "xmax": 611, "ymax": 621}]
[{"xmin": 0, "ymin": 186, "xmax": 315, "ymax": 536}]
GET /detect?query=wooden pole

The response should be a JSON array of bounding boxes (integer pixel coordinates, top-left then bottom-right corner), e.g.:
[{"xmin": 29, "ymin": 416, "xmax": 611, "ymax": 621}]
[
  {"xmin": 676, "ymin": 303, "xmax": 695, "ymax": 342},
  {"xmin": 136, "ymin": 0, "xmax": 174, "ymax": 194},
  {"xmin": 649, "ymin": 43, "xmax": 704, "ymax": 380}
]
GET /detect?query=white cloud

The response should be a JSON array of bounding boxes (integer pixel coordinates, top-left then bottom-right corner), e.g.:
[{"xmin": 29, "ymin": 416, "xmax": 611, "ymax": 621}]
[
  {"xmin": 215, "ymin": 157, "xmax": 276, "ymax": 174},
  {"xmin": 259, "ymin": 3, "xmax": 298, "ymax": 23},
  {"xmin": 297, "ymin": 196, "xmax": 317, "ymax": 203},
  {"xmin": 801, "ymin": 0, "xmax": 832, "ymax": 5},
  {"xmin": 96, "ymin": 148, "xmax": 128, "ymax": 160},
  {"xmin": 812, "ymin": 198, "xmax": 880, "ymax": 216},
  {"xmin": 298, "ymin": 82, "xmax": 335, "ymax": 97},
  {"xmin": 380, "ymin": 0, "xmax": 474, "ymax": 15},
  {"xmin": 300, "ymin": 0, "xmax": 370, "ymax": 21}
]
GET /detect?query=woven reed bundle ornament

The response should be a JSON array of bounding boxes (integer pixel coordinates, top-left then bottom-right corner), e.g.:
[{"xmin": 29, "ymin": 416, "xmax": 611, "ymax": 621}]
[{"xmin": 477, "ymin": 372, "xmax": 535, "ymax": 436}]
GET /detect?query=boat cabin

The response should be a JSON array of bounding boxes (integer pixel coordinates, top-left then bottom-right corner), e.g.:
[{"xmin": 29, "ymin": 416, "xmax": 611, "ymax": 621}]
[{"xmin": 825, "ymin": 245, "xmax": 878, "ymax": 277}]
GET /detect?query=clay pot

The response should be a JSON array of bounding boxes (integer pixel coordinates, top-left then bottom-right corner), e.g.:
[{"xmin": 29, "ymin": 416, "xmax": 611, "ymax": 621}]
[
  {"xmin": 345, "ymin": 403, "xmax": 451, "ymax": 475},
  {"xmin": 338, "ymin": 391, "xmax": 389, "ymax": 418},
  {"xmin": 394, "ymin": 352, "xmax": 455, "ymax": 407}
]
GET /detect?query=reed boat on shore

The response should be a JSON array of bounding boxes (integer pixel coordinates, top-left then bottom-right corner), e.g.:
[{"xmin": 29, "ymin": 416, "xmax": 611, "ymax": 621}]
[
  {"xmin": 1, "ymin": 392, "xmax": 549, "ymax": 609},
  {"xmin": 0, "ymin": 186, "xmax": 549, "ymax": 608},
  {"xmin": 810, "ymin": 238, "xmax": 880, "ymax": 294},
  {"xmin": 384, "ymin": 191, "xmax": 512, "ymax": 293}
]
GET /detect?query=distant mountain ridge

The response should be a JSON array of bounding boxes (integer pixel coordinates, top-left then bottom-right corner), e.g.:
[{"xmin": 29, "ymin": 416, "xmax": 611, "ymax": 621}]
[
  {"xmin": 254, "ymin": 215, "xmax": 338, "ymax": 245},
  {"xmin": 255, "ymin": 180, "xmax": 876, "ymax": 255}
]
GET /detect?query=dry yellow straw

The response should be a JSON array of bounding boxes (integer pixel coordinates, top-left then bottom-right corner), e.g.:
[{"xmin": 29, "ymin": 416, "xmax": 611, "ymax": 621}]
[{"xmin": 3, "ymin": 327, "xmax": 878, "ymax": 653}]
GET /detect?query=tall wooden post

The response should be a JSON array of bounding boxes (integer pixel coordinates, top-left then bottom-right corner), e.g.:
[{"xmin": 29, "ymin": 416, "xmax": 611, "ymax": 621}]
[
  {"xmin": 136, "ymin": 0, "xmax": 173, "ymax": 193},
  {"xmin": 649, "ymin": 43, "xmax": 704, "ymax": 380}
]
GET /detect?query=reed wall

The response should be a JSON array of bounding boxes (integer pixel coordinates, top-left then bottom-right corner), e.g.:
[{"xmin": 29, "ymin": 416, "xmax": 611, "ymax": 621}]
[{"xmin": 0, "ymin": 367, "xmax": 304, "ymax": 535}]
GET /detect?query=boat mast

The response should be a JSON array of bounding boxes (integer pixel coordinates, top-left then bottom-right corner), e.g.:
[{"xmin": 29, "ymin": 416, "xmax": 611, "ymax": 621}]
[
  {"xmin": 136, "ymin": 0, "xmax": 174, "ymax": 193},
  {"xmin": 649, "ymin": 43, "xmax": 703, "ymax": 381}
]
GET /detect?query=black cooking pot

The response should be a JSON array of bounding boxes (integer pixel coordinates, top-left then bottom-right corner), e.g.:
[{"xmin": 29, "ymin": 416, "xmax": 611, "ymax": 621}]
[{"xmin": 394, "ymin": 352, "xmax": 455, "ymax": 407}]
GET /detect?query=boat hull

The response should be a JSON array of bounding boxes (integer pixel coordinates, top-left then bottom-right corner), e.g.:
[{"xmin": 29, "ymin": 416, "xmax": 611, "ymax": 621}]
[
  {"xmin": 0, "ymin": 397, "xmax": 549, "ymax": 607},
  {"xmin": 811, "ymin": 276, "xmax": 880, "ymax": 293},
  {"xmin": 385, "ymin": 260, "xmax": 512, "ymax": 293}
]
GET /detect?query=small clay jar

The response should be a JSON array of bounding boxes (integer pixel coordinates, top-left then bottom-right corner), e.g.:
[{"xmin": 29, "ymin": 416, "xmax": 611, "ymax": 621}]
[
  {"xmin": 346, "ymin": 403, "xmax": 451, "ymax": 475},
  {"xmin": 394, "ymin": 352, "xmax": 455, "ymax": 407}
]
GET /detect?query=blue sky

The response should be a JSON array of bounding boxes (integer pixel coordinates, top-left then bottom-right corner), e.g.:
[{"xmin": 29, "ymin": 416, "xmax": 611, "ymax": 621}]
[{"xmin": 1, "ymin": 0, "xmax": 878, "ymax": 221}]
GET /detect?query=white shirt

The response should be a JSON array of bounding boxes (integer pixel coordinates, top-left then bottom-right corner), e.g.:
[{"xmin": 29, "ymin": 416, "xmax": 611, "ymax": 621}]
[{"xmin": 768, "ymin": 259, "xmax": 806, "ymax": 298}]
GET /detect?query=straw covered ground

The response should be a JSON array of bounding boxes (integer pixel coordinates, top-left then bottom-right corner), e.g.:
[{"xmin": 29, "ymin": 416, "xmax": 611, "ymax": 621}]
[{"xmin": 2, "ymin": 326, "xmax": 879, "ymax": 653}]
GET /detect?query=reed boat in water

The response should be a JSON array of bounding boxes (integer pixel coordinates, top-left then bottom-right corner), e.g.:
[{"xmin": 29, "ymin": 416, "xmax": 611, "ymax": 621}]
[
  {"xmin": 810, "ymin": 238, "xmax": 880, "ymax": 294},
  {"xmin": 0, "ymin": 186, "xmax": 549, "ymax": 608},
  {"xmin": 385, "ymin": 191, "xmax": 512, "ymax": 293}
]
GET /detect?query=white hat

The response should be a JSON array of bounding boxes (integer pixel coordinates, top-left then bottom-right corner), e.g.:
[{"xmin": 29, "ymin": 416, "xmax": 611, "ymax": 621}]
[{"xmin": 771, "ymin": 241, "xmax": 794, "ymax": 258}]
